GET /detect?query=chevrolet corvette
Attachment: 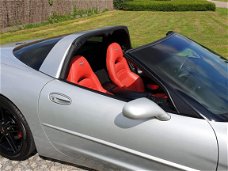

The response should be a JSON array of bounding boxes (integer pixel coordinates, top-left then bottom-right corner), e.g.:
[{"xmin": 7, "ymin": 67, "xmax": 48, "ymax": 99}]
[{"xmin": 0, "ymin": 26, "xmax": 227, "ymax": 171}]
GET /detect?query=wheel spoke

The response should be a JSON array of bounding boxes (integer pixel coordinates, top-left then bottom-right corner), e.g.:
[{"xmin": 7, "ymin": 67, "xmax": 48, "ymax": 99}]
[
  {"xmin": 0, "ymin": 106, "xmax": 25, "ymax": 155},
  {"xmin": 0, "ymin": 108, "xmax": 4, "ymax": 121},
  {"xmin": 5, "ymin": 133, "xmax": 18, "ymax": 153},
  {"xmin": 0, "ymin": 134, "xmax": 5, "ymax": 143},
  {"xmin": 8, "ymin": 130, "xmax": 18, "ymax": 133},
  {"xmin": 4, "ymin": 121, "xmax": 11, "ymax": 127},
  {"xmin": 6, "ymin": 113, "xmax": 16, "ymax": 124},
  {"xmin": 7, "ymin": 123, "xmax": 18, "ymax": 130}
]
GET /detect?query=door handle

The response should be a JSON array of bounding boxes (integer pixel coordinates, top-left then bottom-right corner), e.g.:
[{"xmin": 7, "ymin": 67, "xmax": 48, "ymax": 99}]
[{"xmin": 49, "ymin": 93, "xmax": 71, "ymax": 105}]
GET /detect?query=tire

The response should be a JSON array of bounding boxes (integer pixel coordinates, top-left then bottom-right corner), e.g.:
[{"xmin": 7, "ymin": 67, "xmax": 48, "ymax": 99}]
[{"xmin": 0, "ymin": 95, "xmax": 36, "ymax": 160}]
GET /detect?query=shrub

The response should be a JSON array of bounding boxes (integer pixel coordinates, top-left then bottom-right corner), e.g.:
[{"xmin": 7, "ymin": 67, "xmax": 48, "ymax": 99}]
[
  {"xmin": 154, "ymin": 0, "xmax": 171, "ymax": 1},
  {"xmin": 119, "ymin": 0, "xmax": 216, "ymax": 11},
  {"xmin": 24, "ymin": 8, "xmax": 101, "ymax": 29},
  {"xmin": 48, "ymin": 8, "xmax": 100, "ymax": 24},
  {"xmin": 113, "ymin": 0, "xmax": 125, "ymax": 9}
]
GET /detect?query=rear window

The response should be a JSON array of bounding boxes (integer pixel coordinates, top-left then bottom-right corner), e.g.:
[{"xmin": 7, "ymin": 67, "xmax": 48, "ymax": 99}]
[{"xmin": 13, "ymin": 37, "xmax": 61, "ymax": 70}]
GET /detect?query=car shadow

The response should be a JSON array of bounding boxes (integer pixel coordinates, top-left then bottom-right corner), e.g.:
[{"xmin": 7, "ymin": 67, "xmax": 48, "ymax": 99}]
[{"xmin": 40, "ymin": 155, "xmax": 96, "ymax": 171}]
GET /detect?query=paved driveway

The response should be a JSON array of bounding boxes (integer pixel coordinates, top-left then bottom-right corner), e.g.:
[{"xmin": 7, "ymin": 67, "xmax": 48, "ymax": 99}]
[
  {"xmin": 208, "ymin": 0, "xmax": 228, "ymax": 8},
  {"xmin": 0, "ymin": 154, "xmax": 88, "ymax": 171}
]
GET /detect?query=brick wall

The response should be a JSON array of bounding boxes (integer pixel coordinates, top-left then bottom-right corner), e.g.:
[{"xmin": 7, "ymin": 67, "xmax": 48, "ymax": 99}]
[{"xmin": 0, "ymin": 0, "xmax": 113, "ymax": 30}]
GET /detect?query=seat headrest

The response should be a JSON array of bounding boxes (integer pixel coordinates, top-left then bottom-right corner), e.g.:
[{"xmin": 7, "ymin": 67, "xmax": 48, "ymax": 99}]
[
  {"xmin": 72, "ymin": 56, "xmax": 90, "ymax": 70},
  {"xmin": 67, "ymin": 55, "xmax": 93, "ymax": 84},
  {"xmin": 107, "ymin": 43, "xmax": 124, "ymax": 62}
]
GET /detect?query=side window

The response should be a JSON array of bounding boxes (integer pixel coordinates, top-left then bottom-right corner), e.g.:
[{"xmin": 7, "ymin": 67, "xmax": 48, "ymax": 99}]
[{"xmin": 13, "ymin": 37, "xmax": 61, "ymax": 70}]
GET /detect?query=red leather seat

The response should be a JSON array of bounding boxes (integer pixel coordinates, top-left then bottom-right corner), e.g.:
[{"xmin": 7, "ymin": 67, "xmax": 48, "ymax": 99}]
[
  {"xmin": 67, "ymin": 55, "xmax": 108, "ymax": 94},
  {"xmin": 106, "ymin": 43, "xmax": 145, "ymax": 92}
]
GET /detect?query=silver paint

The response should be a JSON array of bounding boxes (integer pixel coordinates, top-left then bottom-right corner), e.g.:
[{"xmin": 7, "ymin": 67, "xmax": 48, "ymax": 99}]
[
  {"xmin": 122, "ymin": 97, "xmax": 171, "ymax": 121},
  {"xmin": 39, "ymin": 79, "xmax": 218, "ymax": 170}
]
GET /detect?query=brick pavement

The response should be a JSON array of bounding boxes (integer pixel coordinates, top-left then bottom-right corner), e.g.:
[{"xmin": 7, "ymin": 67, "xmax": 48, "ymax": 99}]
[
  {"xmin": 208, "ymin": 0, "xmax": 228, "ymax": 8},
  {"xmin": 0, "ymin": 154, "xmax": 88, "ymax": 171}
]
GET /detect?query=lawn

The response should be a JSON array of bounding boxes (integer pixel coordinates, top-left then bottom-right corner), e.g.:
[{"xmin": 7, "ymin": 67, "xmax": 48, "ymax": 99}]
[
  {"xmin": 120, "ymin": 0, "xmax": 215, "ymax": 11},
  {"xmin": 213, "ymin": 0, "xmax": 228, "ymax": 2},
  {"xmin": 0, "ymin": 9, "xmax": 227, "ymax": 57}
]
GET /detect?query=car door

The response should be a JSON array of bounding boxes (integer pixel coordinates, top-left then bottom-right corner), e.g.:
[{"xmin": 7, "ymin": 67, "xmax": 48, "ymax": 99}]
[{"xmin": 39, "ymin": 79, "xmax": 218, "ymax": 171}]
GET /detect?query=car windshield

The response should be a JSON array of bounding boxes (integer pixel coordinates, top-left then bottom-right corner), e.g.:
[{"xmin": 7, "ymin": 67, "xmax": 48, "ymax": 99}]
[{"xmin": 128, "ymin": 34, "xmax": 228, "ymax": 115}]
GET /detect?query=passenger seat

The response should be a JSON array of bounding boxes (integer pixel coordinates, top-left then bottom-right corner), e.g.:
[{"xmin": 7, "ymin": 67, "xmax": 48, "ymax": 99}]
[
  {"xmin": 106, "ymin": 42, "xmax": 145, "ymax": 92},
  {"xmin": 67, "ymin": 55, "xmax": 109, "ymax": 94}
]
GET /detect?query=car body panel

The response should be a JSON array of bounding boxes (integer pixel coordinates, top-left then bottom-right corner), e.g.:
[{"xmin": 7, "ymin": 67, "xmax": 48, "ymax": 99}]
[
  {"xmin": 38, "ymin": 79, "xmax": 218, "ymax": 170},
  {"xmin": 210, "ymin": 122, "xmax": 228, "ymax": 171},
  {"xmin": 1, "ymin": 47, "xmax": 28, "ymax": 69},
  {"xmin": 0, "ymin": 55, "xmax": 59, "ymax": 157},
  {"xmin": 39, "ymin": 34, "xmax": 83, "ymax": 78}
]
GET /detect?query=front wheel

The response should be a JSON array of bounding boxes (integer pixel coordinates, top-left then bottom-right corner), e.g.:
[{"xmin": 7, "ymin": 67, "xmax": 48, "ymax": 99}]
[{"xmin": 0, "ymin": 95, "xmax": 36, "ymax": 160}]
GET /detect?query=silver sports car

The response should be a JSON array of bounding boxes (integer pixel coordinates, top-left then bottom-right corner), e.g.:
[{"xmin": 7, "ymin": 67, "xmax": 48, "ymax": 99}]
[{"xmin": 0, "ymin": 26, "xmax": 227, "ymax": 171}]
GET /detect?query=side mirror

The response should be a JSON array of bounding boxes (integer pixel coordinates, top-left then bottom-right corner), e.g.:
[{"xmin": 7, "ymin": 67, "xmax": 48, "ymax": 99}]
[{"xmin": 122, "ymin": 98, "xmax": 171, "ymax": 121}]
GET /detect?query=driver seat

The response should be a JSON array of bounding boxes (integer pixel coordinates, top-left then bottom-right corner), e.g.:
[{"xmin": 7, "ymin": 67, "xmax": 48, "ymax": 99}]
[
  {"xmin": 67, "ymin": 55, "xmax": 108, "ymax": 94},
  {"xmin": 106, "ymin": 42, "xmax": 145, "ymax": 92}
]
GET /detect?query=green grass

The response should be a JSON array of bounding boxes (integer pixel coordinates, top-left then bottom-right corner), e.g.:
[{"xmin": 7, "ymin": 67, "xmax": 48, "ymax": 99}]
[
  {"xmin": 0, "ymin": 10, "xmax": 227, "ymax": 58},
  {"xmin": 216, "ymin": 7, "xmax": 228, "ymax": 16},
  {"xmin": 213, "ymin": 0, "xmax": 228, "ymax": 2},
  {"xmin": 2, "ymin": 8, "xmax": 102, "ymax": 31},
  {"xmin": 121, "ymin": 0, "xmax": 216, "ymax": 11}
]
